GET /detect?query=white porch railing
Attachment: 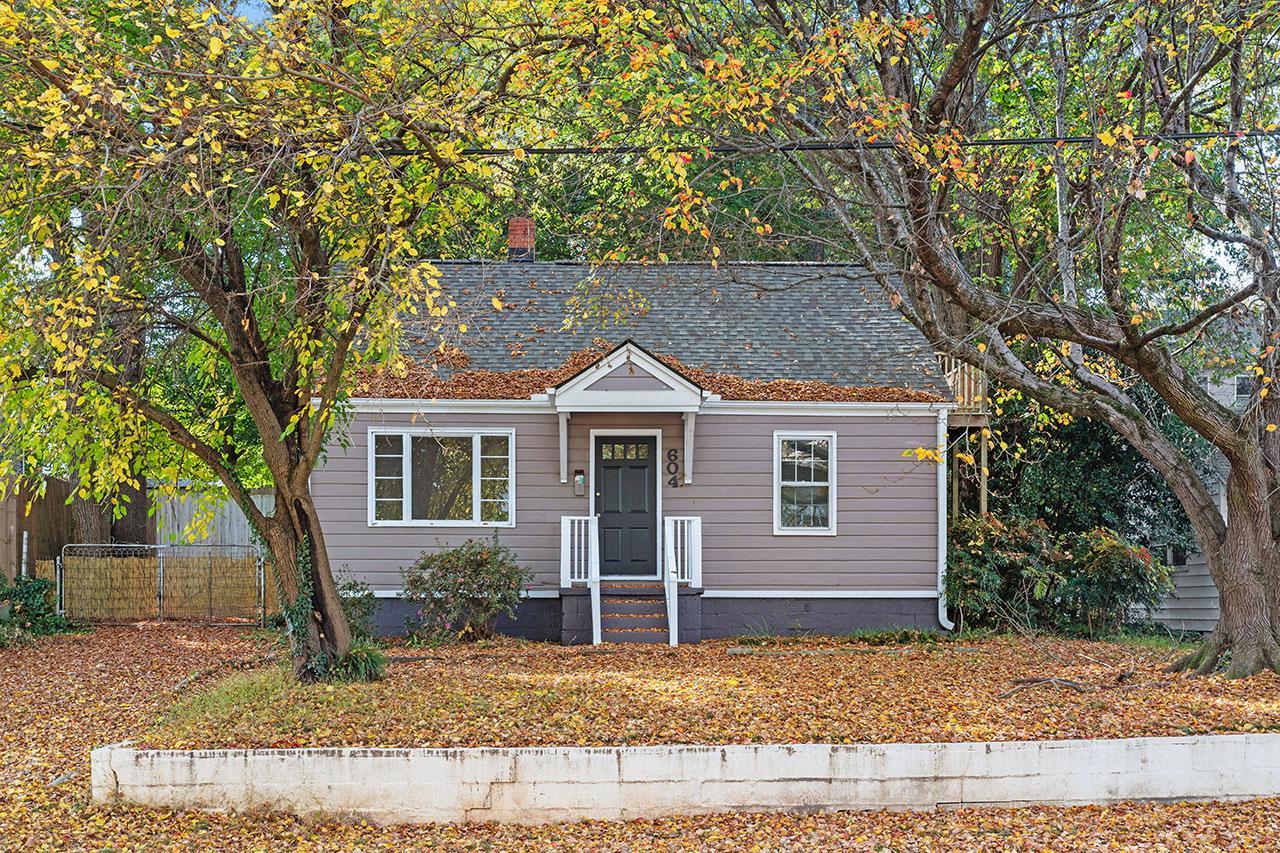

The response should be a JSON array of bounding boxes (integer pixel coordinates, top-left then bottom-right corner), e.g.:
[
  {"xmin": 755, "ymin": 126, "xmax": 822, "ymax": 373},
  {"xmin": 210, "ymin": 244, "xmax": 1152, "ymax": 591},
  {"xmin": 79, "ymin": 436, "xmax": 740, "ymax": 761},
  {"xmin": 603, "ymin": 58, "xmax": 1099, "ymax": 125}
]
[
  {"xmin": 560, "ymin": 516, "xmax": 598, "ymax": 586},
  {"xmin": 663, "ymin": 516, "xmax": 702, "ymax": 587},
  {"xmin": 662, "ymin": 516, "xmax": 702, "ymax": 647},
  {"xmin": 560, "ymin": 516, "xmax": 601, "ymax": 644}
]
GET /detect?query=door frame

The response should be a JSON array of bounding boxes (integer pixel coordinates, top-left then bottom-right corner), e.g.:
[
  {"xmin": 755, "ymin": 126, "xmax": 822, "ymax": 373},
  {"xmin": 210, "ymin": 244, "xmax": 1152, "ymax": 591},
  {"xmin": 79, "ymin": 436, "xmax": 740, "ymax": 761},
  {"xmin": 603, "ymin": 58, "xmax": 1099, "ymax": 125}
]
[{"xmin": 588, "ymin": 428, "xmax": 663, "ymax": 580}]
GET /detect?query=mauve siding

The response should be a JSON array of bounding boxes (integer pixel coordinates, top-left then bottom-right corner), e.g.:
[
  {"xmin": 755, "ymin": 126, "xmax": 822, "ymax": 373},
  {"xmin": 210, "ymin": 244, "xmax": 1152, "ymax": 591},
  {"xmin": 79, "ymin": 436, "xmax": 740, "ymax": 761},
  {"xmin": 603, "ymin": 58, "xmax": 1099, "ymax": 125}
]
[
  {"xmin": 313, "ymin": 411, "xmax": 564, "ymax": 592},
  {"xmin": 312, "ymin": 409, "xmax": 940, "ymax": 594},
  {"xmin": 674, "ymin": 415, "xmax": 938, "ymax": 591}
]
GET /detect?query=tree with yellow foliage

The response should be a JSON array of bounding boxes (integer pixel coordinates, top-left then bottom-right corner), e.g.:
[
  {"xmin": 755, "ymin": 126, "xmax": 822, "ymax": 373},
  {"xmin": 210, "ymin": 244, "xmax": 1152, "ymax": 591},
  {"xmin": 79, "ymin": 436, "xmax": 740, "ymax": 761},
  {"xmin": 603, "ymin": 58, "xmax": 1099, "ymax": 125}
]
[{"xmin": 0, "ymin": 0, "xmax": 575, "ymax": 679}]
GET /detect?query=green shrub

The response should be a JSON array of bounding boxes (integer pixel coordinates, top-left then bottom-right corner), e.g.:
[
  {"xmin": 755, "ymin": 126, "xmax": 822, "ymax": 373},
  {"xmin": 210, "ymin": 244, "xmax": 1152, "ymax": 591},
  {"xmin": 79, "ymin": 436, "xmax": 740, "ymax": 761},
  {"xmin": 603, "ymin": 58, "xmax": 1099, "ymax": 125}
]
[
  {"xmin": 327, "ymin": 640, "xmax": 388, "ymax": 683},
  {"xmin": 946, "ymin": 515, "xmax": 1067, "ymax": 631},
  {"xmin": 0, "ymin": 577, "xmax": 70, "ymax": 636},
  {"xmin": 336, "ymin": 575, "xmax": 378, "ymax": 640},
  {"xmin": 403, "ymin": 537, "xmax": 531, "ymax": 641},
  {"xmin": 946, "ymin": 514, "xmax": 1171, "ymax": 635},
  {"xmin": 1061, "ymin": 528, "xmax": 1172, "ymax": 635},
  {"xmin": 0, "ymin": 620, "xmax": 33, "ymax": 649}
]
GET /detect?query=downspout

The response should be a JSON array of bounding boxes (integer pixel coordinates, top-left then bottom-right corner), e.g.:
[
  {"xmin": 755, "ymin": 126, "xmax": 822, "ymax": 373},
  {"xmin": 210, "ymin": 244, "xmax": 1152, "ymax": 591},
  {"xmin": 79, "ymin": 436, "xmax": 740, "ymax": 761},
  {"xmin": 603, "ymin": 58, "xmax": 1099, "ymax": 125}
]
[{"xmin": 936, "ymin": 407, "xmax": 955, "ymax": 631}]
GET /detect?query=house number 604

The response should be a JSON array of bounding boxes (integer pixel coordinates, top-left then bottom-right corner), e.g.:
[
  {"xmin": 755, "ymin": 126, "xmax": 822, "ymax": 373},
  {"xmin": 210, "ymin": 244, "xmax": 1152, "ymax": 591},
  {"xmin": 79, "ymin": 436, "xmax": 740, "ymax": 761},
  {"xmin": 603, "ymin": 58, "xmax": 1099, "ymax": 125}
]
[{"xmin": 666, "ymin": 448, "xmax": 681, "ymax": 487}]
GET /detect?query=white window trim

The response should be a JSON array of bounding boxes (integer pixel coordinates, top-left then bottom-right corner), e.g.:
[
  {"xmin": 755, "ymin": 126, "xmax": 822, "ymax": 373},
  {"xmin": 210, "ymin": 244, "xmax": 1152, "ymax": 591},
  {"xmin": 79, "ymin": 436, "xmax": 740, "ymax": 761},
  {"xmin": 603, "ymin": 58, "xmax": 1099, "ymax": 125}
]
[
  {"xmin": 772, "ymin": 430, "xmax": 837, "ymax": 537},
  {"xmin": 366, "ymin": 427, "xmax": 516, "ymax": 528}
]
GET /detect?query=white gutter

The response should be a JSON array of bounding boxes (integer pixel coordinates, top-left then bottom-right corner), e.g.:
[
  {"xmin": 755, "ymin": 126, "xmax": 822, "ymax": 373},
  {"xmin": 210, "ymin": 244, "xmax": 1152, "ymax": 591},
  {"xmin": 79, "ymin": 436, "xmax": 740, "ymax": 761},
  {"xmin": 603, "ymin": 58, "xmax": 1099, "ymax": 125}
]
[{"xmin": 936, "ymin": 408, "xmax": 955, "ymax": 630}]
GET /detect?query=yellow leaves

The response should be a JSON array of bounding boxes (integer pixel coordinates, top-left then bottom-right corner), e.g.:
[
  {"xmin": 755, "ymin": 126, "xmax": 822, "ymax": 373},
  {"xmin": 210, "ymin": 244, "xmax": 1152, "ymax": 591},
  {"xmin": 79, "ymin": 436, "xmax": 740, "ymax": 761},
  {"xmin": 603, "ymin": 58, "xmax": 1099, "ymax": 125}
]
[
  {"xmin": 207, "ymin": 35, "xmax": 224, "ymax": 59},
  {"xmin": 1267, "ymin": 423, "xmax": 1277, "ymax": 433},
  {"xmin": 490, "ymin": 297, "xmax": 503, "ymax": 312},
  {"xmin": 904, "ymin": 446, "xmax": 943, "ymax": 463}
]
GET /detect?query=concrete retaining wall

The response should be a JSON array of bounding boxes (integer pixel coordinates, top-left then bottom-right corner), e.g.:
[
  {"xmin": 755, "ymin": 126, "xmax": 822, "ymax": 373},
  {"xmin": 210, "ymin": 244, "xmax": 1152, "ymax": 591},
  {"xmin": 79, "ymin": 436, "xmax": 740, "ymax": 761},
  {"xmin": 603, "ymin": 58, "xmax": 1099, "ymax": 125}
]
[{"xmin": 92, "ymin": 735, "xmax": 1280, "ymax": 824}]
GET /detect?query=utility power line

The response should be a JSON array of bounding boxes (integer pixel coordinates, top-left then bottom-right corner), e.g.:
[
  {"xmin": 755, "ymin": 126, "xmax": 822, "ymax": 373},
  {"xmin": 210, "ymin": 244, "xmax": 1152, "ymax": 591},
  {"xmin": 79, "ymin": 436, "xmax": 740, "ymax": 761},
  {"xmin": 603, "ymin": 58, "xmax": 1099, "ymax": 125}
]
[{"xmin": 375, "ymin": 128, "xmax": 1280, "ymax": 158}]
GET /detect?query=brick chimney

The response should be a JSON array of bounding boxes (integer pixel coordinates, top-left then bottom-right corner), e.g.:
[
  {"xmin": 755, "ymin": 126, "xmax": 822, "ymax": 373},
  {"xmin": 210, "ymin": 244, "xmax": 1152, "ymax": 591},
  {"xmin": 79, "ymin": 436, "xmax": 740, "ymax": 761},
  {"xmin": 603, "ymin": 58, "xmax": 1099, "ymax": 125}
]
[{"xmin": 507, "ymin": 216, "xmax": 535, "ymax": 262}]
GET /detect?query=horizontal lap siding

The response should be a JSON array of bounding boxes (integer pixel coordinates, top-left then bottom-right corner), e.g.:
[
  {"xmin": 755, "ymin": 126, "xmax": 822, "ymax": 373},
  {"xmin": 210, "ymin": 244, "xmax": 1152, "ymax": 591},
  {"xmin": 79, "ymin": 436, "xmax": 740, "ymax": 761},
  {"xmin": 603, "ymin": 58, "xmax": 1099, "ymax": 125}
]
[
  {"xmin": 313, "ymin": 411, "xmax": 568, "ymax": 591},
  {"xmin": 312, "ymin": 409, "xmax": 940, "ymax": 595},
  {"xmin": 673, "ymin": 415, "xmax": 937, "ymax": 592},
  {"xmin": 1154, "ymin": 555, "xmax": 1219, "ymax": 633}
]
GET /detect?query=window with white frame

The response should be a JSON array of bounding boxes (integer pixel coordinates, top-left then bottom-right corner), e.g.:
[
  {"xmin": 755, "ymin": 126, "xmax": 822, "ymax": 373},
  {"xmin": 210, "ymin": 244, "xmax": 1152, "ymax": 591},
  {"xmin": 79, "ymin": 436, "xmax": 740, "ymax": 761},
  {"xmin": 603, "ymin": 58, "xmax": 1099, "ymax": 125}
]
[
  {"xmin": 1235, "ymin": 375, "xmax": 1253, "ymax": 399},
  {"xmin": 774, "ymin": 432, "xmax": 836, "ymax": 534},
  {"xmin": 370, "ymin": 430, "xmax": 514, "ymax": 526}
]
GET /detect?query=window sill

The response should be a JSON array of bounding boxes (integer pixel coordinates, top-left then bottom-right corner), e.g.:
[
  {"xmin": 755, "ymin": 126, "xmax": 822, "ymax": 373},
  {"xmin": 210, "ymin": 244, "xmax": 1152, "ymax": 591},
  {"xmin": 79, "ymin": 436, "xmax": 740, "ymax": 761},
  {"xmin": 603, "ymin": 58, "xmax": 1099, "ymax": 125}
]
[
  {"xmin": 367, "ymin": 521, "xmax": 516, "ymax": 529},
  {"xmin": 772, "ymin": 527, "xmax": 838, "ymax": 537}
]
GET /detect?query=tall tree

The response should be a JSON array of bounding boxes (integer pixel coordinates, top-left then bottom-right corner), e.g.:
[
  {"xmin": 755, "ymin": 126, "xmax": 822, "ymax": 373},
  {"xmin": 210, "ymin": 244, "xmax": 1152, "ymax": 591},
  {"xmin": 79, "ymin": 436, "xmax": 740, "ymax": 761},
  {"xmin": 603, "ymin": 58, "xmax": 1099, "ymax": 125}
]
[
  {"xmin": 0, "ymin": 0, "xmax": 570, "ymax": 678},
  {"xmin": 569, "ymin": 0, "xmax": 1280, "ymax": 675}
]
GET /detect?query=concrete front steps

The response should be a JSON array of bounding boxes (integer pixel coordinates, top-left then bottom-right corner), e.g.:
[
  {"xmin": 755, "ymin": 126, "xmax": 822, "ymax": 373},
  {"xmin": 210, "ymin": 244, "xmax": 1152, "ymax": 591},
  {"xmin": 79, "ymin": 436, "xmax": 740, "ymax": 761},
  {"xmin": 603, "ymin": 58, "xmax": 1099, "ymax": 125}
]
[{"xmin": 600, "ymin": 582, "xmax": 669, "ymax": 644}]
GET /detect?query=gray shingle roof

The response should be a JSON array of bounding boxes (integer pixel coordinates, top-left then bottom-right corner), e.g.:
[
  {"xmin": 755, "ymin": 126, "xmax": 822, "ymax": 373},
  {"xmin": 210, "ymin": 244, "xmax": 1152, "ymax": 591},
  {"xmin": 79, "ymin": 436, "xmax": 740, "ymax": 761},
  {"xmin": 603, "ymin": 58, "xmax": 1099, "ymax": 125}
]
[{"xmin": 404, "ymin": 261, "xmax": 948, "ymax": 397}]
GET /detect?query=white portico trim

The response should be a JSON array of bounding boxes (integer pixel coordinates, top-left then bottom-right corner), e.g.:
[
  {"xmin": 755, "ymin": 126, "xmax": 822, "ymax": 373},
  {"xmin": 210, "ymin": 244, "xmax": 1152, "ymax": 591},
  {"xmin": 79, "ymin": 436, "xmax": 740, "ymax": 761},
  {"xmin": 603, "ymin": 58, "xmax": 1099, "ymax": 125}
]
[{"xmin": 550, "ymin": 340, "xmax": 713, "ymax": 483}]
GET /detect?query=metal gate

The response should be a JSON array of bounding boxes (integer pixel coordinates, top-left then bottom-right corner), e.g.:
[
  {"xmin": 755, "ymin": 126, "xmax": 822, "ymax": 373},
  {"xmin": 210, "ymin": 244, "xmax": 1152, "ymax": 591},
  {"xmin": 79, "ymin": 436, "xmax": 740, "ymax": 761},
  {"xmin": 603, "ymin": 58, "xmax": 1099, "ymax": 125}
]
[{"xmin": 56, "ymin": 544, "xmax": 269, "ymax": 624}]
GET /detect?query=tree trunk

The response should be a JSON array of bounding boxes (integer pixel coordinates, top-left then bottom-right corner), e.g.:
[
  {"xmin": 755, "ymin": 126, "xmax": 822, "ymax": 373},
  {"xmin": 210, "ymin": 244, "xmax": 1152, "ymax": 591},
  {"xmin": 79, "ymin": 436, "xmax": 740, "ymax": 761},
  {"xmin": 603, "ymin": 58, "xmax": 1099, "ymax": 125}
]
[
  {"xmin": 260, "ymin": 484, "xmax": 352, "ymax": 682},
  {"xmin": 1169, "ymin": 468, "xmax": 1280, "ymax": 678},
  {"xmin": 110, "ymin": 324, "xmax": 149, "ymax": 544},
  {"xmin": 110, "ymin": 480, "xmax": 149, "ymax": 544},
  {"xmin": 70, "ymin": 493, "xmax": 109, "ymax": 544}
]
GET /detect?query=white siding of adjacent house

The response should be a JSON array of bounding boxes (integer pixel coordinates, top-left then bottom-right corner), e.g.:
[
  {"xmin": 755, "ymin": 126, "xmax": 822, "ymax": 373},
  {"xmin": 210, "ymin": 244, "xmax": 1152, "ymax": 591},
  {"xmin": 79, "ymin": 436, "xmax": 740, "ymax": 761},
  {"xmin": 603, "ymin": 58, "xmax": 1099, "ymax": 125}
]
[{"xmin": 1154, "ymin": 554, "xmax": 1219, "ymax": 633}]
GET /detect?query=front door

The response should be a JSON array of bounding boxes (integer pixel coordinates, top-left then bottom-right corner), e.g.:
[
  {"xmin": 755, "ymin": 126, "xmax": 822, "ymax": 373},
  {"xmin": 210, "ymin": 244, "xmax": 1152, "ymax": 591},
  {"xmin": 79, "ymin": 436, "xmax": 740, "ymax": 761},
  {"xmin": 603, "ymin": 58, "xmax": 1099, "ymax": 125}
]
[{"xmin": 594, "ymin": 436, "xmax": 657, "ymax": 577}]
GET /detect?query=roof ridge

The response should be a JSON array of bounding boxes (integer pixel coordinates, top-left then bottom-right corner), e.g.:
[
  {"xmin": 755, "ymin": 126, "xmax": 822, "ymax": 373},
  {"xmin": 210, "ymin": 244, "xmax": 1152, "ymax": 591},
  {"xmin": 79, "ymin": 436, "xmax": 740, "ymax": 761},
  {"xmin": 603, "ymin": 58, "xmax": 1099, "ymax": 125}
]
[{"xmin": 424, "ymin": 259, "xmax": 873, "ymax": 268}]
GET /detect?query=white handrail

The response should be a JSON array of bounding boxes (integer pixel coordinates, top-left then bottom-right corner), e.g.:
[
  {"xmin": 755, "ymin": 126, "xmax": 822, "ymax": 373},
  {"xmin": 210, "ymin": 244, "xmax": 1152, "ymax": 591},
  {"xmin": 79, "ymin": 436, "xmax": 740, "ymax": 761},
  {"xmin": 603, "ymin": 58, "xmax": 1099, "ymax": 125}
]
[
  {"xmin": 588, "ymin": 520, "xmax": 601, "ymax": 645},
  {"xmin": 561, "ymin": 515, "xmax": 602, "ymax": 644},
  {"xmin": 664, "ymin": 554, "xmax": 679, "ymax": 647},
  {"xmin": 663, "ymin": 516, "xmax": 702, "ymax": 587}
]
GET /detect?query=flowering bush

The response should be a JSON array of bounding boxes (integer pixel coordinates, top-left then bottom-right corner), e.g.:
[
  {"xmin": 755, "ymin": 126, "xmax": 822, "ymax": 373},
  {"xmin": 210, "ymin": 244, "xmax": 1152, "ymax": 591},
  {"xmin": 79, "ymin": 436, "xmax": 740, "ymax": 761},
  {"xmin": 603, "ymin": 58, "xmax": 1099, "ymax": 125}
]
[{"xmin": 402, "ymin": 538, "xmax": 531, "ymax": 641}]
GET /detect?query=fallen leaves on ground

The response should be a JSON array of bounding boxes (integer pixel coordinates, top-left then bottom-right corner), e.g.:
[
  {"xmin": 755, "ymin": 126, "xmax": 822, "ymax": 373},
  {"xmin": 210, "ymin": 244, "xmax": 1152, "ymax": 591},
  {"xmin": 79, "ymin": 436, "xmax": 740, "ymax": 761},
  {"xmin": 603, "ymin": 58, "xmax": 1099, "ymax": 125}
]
[
  {"xmin": 3, "ymin": 625, "xmax": 1279, "ymax": 850},
  {"xmin": 150, "ymin": 634, "xmax": 1280, "ymax": 750}
]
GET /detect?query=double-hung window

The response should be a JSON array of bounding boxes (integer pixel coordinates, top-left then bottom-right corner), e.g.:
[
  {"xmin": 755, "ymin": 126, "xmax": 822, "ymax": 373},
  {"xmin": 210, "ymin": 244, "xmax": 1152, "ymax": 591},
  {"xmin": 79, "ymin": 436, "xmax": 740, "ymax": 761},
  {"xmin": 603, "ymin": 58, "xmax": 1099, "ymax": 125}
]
[
  {"xmin": 369, "ymin": 429, "xmax": 515, "ymax": 526},
  {"xmin": 773, "ymin": 431, "xmax": 836, "ymax": 535}
]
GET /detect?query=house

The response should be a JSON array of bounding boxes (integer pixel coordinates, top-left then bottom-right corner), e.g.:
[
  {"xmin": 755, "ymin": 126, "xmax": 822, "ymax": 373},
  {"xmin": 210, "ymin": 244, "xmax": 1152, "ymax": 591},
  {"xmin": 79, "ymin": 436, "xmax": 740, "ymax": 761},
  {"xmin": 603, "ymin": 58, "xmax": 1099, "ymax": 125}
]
[{"xmin": 311, "ymin": 219, "xmax": 958, "ymax": 643}]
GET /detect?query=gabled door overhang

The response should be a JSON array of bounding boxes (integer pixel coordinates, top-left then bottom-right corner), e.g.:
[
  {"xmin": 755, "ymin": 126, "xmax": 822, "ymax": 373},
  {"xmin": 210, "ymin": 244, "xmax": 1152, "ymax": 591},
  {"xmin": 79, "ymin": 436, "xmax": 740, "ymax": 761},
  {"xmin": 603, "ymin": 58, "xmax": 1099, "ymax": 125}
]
[
  {"xmin": 551, "ymin": 341, "xmax": 713, "ymax": 484},
  {"xmin": 549, "ymin": 340, "xmax": 713, "ymax": 413}
]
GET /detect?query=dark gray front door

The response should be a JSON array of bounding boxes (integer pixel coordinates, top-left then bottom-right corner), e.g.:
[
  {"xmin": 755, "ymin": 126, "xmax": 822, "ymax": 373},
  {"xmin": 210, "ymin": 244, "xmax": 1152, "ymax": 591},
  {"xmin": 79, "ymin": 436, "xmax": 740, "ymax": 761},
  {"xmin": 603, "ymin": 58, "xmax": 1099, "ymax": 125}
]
[{"xmin": 595, "ymin": 436, "xmax": 657, "ymax": 576}]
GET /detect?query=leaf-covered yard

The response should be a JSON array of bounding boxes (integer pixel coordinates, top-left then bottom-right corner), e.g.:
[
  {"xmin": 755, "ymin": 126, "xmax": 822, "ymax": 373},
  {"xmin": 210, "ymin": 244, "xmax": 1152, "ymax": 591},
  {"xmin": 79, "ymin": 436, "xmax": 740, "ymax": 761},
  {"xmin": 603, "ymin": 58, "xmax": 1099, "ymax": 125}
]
[
  {"xmin": 4, "ymin": 625, "xmax": 1280, "ymax": 850},
  {"xmin": 149, "ymin": 633, "xmax": 1280, "ymax": 750}
]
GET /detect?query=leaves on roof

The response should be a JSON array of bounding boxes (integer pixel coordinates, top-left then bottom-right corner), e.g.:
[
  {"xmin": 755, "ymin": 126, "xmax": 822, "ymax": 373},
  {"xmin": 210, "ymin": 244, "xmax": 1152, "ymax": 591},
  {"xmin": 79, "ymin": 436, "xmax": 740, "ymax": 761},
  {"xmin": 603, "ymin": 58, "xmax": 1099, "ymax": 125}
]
[{"xmin": 355, "ymin": 344, "xmax": 946, "ymax": 403}]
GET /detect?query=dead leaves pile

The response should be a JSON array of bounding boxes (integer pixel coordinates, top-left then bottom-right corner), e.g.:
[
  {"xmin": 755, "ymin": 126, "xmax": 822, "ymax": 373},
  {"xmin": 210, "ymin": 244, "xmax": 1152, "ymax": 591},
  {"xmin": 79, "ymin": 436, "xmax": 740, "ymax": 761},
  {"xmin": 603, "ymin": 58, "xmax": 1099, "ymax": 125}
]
[
  {"xmin": 148, "ymin": 635, "xmax": 1280, "ymax": 750},
  {"xmin": 4, "ymin": 626, "xmax": 1280, "ymax": 850}
]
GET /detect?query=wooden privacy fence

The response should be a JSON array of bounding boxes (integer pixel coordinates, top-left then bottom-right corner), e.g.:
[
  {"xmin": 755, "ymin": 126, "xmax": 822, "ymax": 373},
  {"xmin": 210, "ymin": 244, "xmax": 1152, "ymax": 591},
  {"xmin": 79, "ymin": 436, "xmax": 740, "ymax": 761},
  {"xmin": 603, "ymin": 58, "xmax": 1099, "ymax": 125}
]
[{"xmin": 56, "ymin": 544, "xmax": 279, "ymax": 624}]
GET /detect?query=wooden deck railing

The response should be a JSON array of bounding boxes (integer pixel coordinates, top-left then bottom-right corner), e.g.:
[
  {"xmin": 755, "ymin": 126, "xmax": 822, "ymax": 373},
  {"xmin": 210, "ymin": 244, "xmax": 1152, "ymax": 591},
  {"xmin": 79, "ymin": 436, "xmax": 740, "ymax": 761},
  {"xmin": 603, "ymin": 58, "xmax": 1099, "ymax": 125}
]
[{"xmin": 937, "ymin": 355, "xmax": 989, "ymax": 416}]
